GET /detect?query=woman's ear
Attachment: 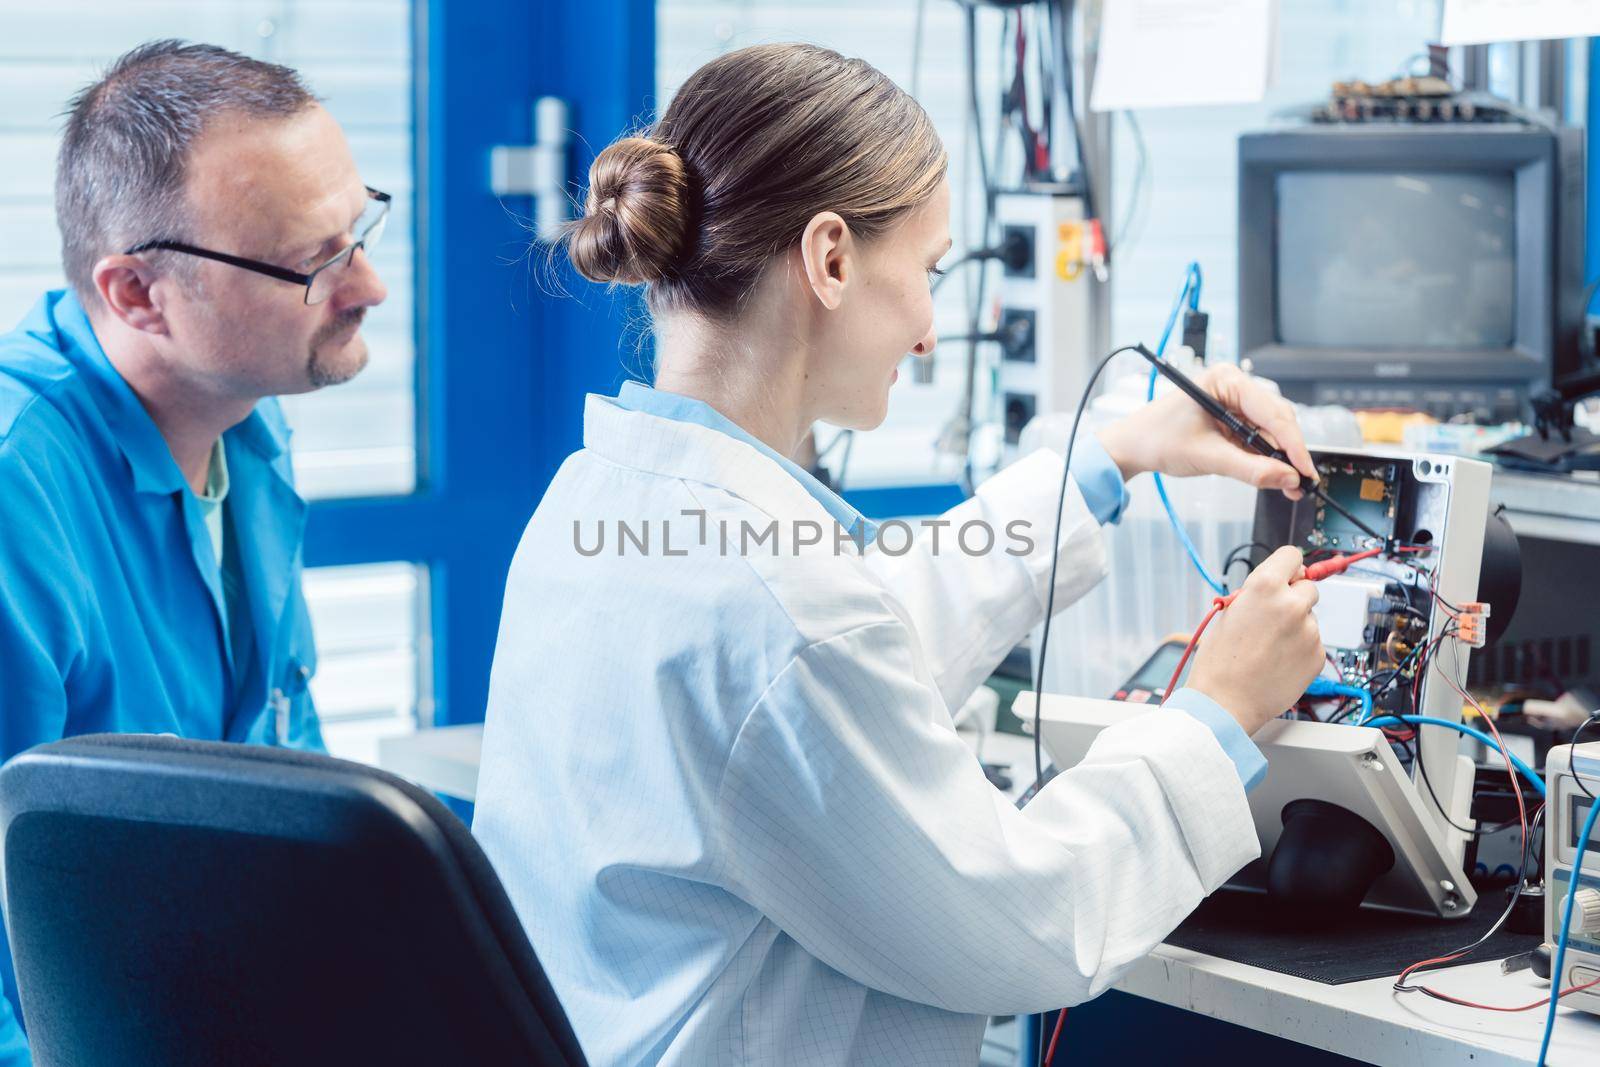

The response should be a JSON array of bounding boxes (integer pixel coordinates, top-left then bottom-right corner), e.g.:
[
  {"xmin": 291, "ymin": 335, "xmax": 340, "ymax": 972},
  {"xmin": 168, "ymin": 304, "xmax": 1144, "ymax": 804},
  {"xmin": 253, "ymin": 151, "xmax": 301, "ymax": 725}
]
[{"xmin": 798, "ymin": 211, "xmax": 853, "ymax": 311}]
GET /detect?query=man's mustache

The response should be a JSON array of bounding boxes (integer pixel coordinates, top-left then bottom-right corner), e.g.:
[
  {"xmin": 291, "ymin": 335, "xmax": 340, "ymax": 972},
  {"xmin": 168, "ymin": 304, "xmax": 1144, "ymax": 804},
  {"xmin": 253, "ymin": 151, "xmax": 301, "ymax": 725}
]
[{"xmin": 312, "ymin": 307, "xmax": 367, "ymax": 347}]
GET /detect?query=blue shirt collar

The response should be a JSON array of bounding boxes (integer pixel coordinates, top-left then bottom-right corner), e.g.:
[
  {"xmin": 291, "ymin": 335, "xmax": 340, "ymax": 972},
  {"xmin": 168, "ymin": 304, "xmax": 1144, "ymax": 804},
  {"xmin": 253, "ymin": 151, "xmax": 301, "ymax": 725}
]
[
  {"xmin": 40, "ymin": 289, "xmax": 289, "ymax": 495},
  {"xmin": 614, "ymin": 381, "xmax": 877, "ymax": 542}
]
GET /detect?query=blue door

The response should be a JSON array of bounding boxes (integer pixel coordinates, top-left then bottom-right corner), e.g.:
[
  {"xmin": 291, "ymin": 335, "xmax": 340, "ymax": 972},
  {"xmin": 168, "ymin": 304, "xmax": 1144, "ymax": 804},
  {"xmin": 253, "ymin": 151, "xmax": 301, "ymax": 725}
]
[{"xmin": 304, "ymin": 0, "xmax": 657, "ymax": 734}]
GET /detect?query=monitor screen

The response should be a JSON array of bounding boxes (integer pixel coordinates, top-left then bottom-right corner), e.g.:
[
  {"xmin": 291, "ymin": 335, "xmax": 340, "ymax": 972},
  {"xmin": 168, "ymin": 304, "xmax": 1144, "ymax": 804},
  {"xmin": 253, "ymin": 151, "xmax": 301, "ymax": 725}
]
[{"xmin": 1275, "ymin": 171, "xmax": 1516, "ymax": 348}]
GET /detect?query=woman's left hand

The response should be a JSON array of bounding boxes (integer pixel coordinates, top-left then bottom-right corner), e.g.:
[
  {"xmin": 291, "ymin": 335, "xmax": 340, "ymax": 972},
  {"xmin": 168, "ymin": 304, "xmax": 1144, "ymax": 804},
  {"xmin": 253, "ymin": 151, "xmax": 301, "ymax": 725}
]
[{"xmin": 1095, "ymin": 364, "xmax": 1317, "ymax": 498}]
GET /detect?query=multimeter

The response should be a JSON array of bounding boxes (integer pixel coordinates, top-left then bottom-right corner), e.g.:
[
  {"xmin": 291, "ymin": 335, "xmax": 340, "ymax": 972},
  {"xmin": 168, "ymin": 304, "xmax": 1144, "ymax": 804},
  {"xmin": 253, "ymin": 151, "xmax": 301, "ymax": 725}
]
[{"xmin": 1110, "ymin": 636, "xmax": 1194, "ymax": 705}]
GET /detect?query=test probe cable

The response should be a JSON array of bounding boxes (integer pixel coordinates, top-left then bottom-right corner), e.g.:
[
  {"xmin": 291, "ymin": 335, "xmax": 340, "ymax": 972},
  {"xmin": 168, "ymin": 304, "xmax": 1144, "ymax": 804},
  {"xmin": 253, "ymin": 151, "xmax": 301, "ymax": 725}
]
[
  {"xmin": 1027, "ymin": 341, "xmax": 1149, "ymax": 1067},
  {"xmin": 1032, "ymin": 344, "xmax": 1148, "ymax": 790},
  {"xmin": 1028, "ymin": 341, "xmax": 1406, "ymax": 1067},
  {"xmin": 1157, "ymin": 548, "xmax": 1396, "ymax": 704},
  {"xmin": 1033, "ymin": 344, "xmax": 1398, "ymax": 784},
  {"xmin": 1142, "ymin": 262, "xmax": 1393, "ymax": 593}
]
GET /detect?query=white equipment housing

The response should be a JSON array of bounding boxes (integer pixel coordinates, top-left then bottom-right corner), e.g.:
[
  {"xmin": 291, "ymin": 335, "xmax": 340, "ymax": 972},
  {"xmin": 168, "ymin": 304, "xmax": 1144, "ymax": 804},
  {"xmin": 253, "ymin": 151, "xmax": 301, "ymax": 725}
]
[
  {"xmin": 1546, "ymin": 741, "xmax": 1600, "ymax": 1014},
  {"xmin": 1021, "ymin": 448, "xmax": 1494, "ymax": 918}
]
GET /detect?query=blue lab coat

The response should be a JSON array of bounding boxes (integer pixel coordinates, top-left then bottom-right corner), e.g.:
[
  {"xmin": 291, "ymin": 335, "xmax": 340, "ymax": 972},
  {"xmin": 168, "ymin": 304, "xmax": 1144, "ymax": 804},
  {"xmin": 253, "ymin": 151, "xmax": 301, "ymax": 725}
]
[{"xmin": 0, "ymin": 290, "xmax": 326, "ymax": 1064}]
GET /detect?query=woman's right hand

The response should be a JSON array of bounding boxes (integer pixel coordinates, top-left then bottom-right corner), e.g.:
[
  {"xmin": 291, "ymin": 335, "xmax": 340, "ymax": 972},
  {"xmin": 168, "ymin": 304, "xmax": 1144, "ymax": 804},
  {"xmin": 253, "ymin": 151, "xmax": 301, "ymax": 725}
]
[{"xmin": 1186, "ymin": 546, "xmax": 1325, "ymax": 735}]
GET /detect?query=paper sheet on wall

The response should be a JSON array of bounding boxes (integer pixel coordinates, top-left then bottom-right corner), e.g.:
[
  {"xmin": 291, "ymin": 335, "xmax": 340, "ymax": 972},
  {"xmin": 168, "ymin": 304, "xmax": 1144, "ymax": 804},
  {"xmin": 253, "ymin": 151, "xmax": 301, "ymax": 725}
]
[
  {"xmin": 1441, "ymin": 0, "xmax": 1600, "ymax": 45},
  {"xmin": 1089, "ymin": 0, "xmax": 1278, "ymax": 112}
]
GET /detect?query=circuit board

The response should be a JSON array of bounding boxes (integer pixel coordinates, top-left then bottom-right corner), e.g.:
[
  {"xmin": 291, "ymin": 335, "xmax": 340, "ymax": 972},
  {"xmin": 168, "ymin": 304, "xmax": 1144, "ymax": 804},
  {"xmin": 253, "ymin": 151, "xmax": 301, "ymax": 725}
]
[{"xmin": 1304, "ymin": 459, "xmax": 1398, "ymax": 552}]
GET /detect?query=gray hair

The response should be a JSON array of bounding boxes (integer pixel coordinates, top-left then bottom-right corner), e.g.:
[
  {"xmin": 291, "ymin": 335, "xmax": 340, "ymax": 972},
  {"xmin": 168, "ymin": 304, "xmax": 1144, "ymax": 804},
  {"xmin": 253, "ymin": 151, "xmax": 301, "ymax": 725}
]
[{"xmin": 56, "ymin": 39, "xmax": 318, "ymax": 305}]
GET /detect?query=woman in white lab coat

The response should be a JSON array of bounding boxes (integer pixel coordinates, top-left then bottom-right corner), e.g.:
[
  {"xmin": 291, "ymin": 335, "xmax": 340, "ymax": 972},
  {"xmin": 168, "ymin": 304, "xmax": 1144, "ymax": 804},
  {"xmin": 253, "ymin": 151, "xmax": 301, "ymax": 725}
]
[{"xmin": 473, "ymin": 43, "xmax": 1325, "ymax": 1067}]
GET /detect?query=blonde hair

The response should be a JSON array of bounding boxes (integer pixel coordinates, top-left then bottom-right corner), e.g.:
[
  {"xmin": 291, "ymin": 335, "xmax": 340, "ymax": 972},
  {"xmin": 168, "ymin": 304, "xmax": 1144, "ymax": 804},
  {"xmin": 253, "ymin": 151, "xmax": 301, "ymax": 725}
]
[{"xmin": 562, "ymin": 43, "xmax": 947, "ymax": 317}]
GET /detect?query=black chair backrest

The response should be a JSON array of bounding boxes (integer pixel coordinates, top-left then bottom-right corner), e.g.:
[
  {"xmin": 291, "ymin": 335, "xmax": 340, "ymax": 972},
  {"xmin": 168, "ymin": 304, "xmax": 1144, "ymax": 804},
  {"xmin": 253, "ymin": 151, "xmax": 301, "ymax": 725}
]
[{"xmin": 0, "ymin": 733, "xmax": 588, "ymax": 1067}]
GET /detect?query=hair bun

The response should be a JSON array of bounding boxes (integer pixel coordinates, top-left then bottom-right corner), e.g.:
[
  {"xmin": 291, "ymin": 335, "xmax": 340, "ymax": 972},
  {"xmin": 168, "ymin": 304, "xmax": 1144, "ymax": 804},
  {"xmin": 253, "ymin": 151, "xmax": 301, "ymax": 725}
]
[{"xmin": 564, "ymin": 136, "xmax": 691, "ymax": 285}]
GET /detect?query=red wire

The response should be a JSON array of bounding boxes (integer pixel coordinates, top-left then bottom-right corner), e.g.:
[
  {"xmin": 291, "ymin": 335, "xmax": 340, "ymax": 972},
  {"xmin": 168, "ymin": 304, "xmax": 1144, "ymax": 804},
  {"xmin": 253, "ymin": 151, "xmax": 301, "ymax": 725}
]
[
  {"xmin": 1303, "ymin": 546, "xmax": 1382, "ymax": 581},
  {"xmin": 1161, "ymin": 596, "xmax": 1228, "ymax": 703},
  {"xmin": 1043, "ymin": 1008, "xmax": 1067, "ymax": 1066},
  {"xmin": 1396, "ymin": 949, "xmax": 1473, "ymax": 988},
  {"xmin": 1160, "ymin": 547, "xmax": 1382, "ymax": 704},
  {"xmin": 1475, "ymin": 698, "xmax": 1529, "ymax": 840},
  {"xmin": 1448, "ymin": 669, "xmax": 1529, "ymax": 855},
  {"xmin": 1394, "ymin": 627, "xmax": 1531, "ymax": 1002},
  {"xmin": 1409, "ymin": 975, "xmax": 1600, "ymax": 1012}
]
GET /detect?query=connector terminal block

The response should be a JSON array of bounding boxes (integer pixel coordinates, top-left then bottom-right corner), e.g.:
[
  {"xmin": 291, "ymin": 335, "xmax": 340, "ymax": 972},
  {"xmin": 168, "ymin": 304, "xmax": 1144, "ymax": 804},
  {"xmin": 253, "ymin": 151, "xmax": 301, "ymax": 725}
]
[{"xmin": 1456, "ymin": 614, "xmax": 1488, "ymax": 648}]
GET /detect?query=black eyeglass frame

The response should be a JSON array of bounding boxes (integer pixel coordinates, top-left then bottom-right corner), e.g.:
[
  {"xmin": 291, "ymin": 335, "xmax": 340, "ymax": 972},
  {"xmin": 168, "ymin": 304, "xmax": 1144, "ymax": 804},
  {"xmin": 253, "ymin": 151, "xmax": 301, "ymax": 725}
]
[{"xmin": 125, "ymin": 187, "xmax": 392, "ymax": 305}]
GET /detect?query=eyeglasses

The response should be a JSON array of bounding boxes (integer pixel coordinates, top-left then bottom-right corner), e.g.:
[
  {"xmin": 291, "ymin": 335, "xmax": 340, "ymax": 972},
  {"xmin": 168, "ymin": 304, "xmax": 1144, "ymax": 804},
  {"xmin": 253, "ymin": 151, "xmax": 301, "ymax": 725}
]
[{"xmin": 126, "ymin": 187, "xmax": 391, "ymax": 306}]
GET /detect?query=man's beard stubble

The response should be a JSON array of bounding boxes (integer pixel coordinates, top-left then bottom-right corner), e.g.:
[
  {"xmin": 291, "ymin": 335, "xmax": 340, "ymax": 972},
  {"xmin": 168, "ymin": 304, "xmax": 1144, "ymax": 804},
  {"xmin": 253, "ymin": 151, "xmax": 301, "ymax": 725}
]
[{"xmin": 307, "ymin": 307, "xmax": 369, "ymax": 388}]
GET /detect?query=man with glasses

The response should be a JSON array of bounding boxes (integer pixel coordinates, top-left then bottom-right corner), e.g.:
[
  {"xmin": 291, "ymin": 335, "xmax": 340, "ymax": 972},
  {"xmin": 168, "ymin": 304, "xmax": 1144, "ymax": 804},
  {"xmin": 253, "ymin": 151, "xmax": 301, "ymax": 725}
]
[{"xmin": 0, "ymin": 40, "xmax": 388, "ymax": 1063}]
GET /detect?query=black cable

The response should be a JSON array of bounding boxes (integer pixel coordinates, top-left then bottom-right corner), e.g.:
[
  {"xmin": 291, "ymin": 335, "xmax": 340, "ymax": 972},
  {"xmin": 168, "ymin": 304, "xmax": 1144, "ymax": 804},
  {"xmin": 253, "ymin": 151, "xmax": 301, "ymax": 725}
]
[
  {"xmin": 1221, "ymin": 540, "xmax": 1270, "ymax": 591},
  {"xmin": 1324, "ymin": 697, "xmax": 1362, "ymax": 726},
  {"xmin": 815, "ymin": 428, "xmax": 851, "ymax": 463},
  {"xmin": 910, "ymin": 0, "xmax": 928, "ymax": 102},
  {"xmin": 932, "ymin": 252, "xmax": 982, "ymax": 294},
  {"xmin": 1578, "ymin": 274, "xmax": 1600, "ymax": 364},
  {"xmin": 965, "ymin": 6, "xmax": 994, "ymax": 207},
  {"xmin": 1407, "ymin": 734, "xmax": 1510, "ymax": 838},
  {"xmin": 1365, "ymin": 625, "xmax": 1456, "ymax": 707},
  {"xmin": 835, "ymin": 430, "xmax": 855, "ymax": 495},
  {"xmin": 1223, "ymin": 540, "xmax": 1270, "ymax": 564},
  {"xmin": 957, "ymin": 3, "xmax": 1000, "ymax": 496},
  {"xmin": 1050, "ymin": 0, "xmax": 1098, "ymax": 223},
  {"xmin": 1034, "ymin": 4, "xmax": 1053, "ymax": 178},
  {"xmin": 1030, "ymin": 344, "xmax": 1143, "ymax": 792},
  {"xmin": 1574, "ymin": 715, "xmax": 1600, "ymax": 801},
  {"xmin": 931, "ymin": 231, "xmax": 1031, "ymax": 294},
  {"xmin": 1343, "ymin": 565, "xmax": 1420, "ymax": 616},
  {"xmin": 1005, "ymin": 12, "xmax": 1040, "ymax": 180},
  {"xmin": 1108, "ymin": 110, "xmax": 1146, "ymax": 255},
  {"xmin": 1428, "ymin": 582, "xmax": 1464, "ymax": 615},
  {"xmin": 1394, "ymin": 805, "xmax": 1546, "ymax": 994}
]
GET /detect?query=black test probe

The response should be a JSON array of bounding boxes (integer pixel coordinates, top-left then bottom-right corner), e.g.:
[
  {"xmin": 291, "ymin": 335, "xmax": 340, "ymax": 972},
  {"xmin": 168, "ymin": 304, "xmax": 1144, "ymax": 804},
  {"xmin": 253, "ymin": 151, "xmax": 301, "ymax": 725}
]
[{"xmin": 1133, "ymin": 344, "xmax": 1388, "ymax": 546}]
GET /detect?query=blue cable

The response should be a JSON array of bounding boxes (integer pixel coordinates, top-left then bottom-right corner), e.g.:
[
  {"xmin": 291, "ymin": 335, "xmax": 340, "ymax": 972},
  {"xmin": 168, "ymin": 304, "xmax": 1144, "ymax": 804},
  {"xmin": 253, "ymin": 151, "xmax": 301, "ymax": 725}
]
[
  {"xmin": 1358, "ymin": 715, "xmax": 1546, "ymax": 797},
  {"xmin": 1153, "ymin": 263, "xmax": 1202, "ymax": 355},
  {"xmin": 1539, "ymin": 790, "xmax": 1599, "ymax": 1066},
  {"xmin": 1304, "ymin": 678, "xmax": 1372, "ymax": 722},
  {"xmin": 1149, "ymin": 263, "xmax": 1226, "ymax": 595}
]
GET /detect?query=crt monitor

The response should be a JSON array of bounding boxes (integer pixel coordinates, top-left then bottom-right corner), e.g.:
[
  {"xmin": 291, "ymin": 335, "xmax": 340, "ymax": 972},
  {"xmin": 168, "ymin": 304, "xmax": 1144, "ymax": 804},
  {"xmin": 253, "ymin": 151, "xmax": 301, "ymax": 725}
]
[{"xmin": 1238, "ymin": 125, "xmax": 1585, "ymax": 422}]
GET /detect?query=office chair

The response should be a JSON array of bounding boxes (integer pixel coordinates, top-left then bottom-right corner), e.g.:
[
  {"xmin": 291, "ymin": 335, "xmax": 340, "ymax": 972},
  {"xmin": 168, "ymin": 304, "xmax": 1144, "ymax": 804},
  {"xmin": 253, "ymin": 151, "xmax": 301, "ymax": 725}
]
[{"xmin": 0, "ymin": 733, "xmax": 588, "ymax": 1067}]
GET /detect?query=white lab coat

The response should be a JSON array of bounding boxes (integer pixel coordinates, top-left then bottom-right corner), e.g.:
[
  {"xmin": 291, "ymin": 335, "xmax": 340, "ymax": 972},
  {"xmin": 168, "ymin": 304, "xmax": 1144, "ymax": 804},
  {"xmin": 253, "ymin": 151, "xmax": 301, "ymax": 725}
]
[{"xmin": 473, "ymin": 395, "xmax": 1262, "ymax": 1066}]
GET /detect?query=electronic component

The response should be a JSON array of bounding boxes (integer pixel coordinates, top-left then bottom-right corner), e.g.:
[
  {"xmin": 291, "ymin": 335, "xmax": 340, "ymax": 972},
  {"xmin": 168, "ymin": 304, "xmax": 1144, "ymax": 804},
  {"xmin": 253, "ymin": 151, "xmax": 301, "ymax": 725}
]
[
  {"xmin": 1312, "ymin": 575, "xmax": 1389, "ymax": 651},
  {"xmin": 1138, "ymin": 346, "xmax": 1389, "ymax": 547},
  {"xmin": 1456, "ymin": 614, "xmax": 1487, "ymax": 648},
  {"xmin": 1035, "ymin": 447, "xmax": 1494, "ymax": 918},
  {"xmin": 1545, "ymin": 741, "xmax": 1600, "ymax": 1017},
  {"xmin": 1257, "ymin": 450, "xmax": 1492, "ymax": 782},
  {"xmin": 1305, "ymin": 460, "xmax": 1397, "ymax": 552}
]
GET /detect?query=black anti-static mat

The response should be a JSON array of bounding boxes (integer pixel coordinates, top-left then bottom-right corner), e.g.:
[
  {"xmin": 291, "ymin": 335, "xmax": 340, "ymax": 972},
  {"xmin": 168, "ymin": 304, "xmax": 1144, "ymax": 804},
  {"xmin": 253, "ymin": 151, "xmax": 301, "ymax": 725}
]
[{"xmin": 1164, "ymin": 887, "xmax": 1541, "ymax": 984}]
